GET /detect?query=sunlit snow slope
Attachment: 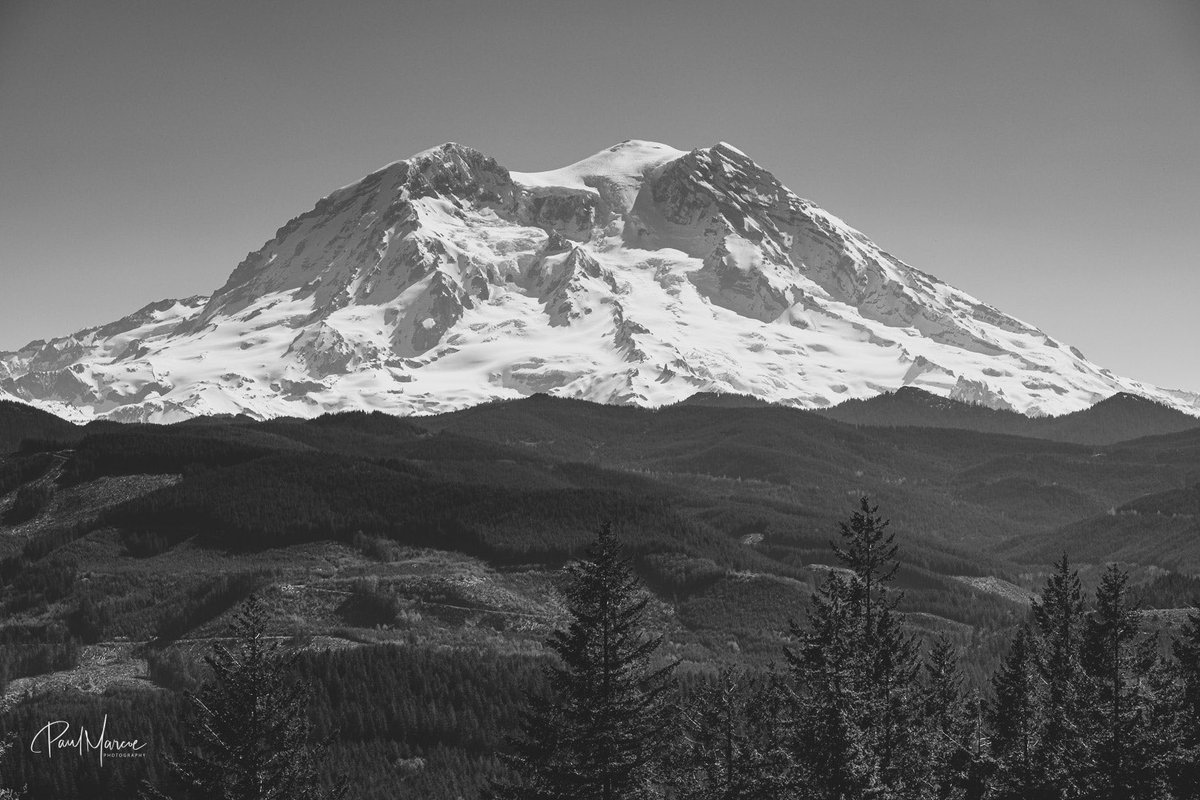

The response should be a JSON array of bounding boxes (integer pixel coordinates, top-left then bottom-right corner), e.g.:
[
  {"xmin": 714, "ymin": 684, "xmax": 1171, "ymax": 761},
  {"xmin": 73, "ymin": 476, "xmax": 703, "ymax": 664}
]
[{"xmin": 4, "ymin": 140, "xmax": 1198, "ymax": 423}]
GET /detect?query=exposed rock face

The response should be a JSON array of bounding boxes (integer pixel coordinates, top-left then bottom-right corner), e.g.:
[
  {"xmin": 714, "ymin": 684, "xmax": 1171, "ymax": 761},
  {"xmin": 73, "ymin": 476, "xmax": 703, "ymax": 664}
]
[
  {"xmin": 521, "ymin": 190, "xmax": 600, "ymax": 242},
  {"xmin": 285, "ymin": 323, "xmax": 360, "ymax": 378},
  {"xmin": 2, "ymin": 139, "xmax": 1197, "ymax": 422},
  {"xmin": 688, "ymin": 237, "xmax": 792, "ymax": 323}
]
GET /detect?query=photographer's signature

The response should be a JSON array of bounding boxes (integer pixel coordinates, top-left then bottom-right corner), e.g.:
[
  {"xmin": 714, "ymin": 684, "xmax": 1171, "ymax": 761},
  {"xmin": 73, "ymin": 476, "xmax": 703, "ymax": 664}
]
[{"xmin": 30, "ymin": 715, "xmax": 147, "ymax": 765}]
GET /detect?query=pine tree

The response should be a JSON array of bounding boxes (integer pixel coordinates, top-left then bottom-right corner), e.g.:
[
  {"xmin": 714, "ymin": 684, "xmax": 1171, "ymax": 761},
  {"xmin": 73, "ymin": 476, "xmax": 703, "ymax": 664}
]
[
  {"xmin": 987, "ymin": 625, "xmax": 1044, "ymax": 800},
  {"xmin": 915, "ymin": 637, "xmax": 975, "ymax": 800},
  {"xmin": 493, "ymin": 523, "xmax": 676, "ymax": 800},
  {"xmin": 787, "ymin": 570, "xmax": 866, "ymax": 797},
  {"xmin": 0, "ymin": 736, "xmax": 22, "ymax": 800},
  {"xmin": 141, "ymin": 595, "xmax": 344, "ymax": 800},
  {"xmin": 674, "ymin": 669, "xmax": 794, "ymax": 800},
  {"xmin": 785, "ymin": 497, "xmax": 922, "ymax": 800},
  {"xmin": 1169, "ymin": 605, "xmax": 1200, "ymax": 798},
  {"xmin": 1031, "ymin": 553, "xmax": 1090, "ymax": 798},
  {"xmin": 743, "ymin": 670, "xmax": 797, "ymax": 799},
  {"xmin": 988, "ymin": 555, "xmax": 1093, "ymax": 800},
  {"xmin": 1082, "ymin": 563, "xmax": 1171, "ymax": 799}
]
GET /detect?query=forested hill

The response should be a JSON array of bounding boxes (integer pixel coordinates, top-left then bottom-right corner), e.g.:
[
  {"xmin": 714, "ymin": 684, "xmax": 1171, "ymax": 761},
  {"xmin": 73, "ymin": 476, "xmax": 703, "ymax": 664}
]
[
  {"xmin": 2, "ymin": 394, "xmax": 1200, "ymax": 799},
  {"xmin": 817, "ymin": 386, "xmax": 1200, "ymax": 444},
  {"xmin": 0, "ymin": 399, "xmax": 82, "ymax": 454},
  {"xmin": 3, "ymin": 393, "xmax": 1200, "ymax": 601}
]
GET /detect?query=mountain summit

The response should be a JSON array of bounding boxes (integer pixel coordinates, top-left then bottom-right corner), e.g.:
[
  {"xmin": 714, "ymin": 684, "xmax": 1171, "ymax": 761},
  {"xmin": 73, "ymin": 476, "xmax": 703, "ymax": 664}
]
[{"xmin": 4, "ymin": 140, "xmax": 1197, "ymax": 422}]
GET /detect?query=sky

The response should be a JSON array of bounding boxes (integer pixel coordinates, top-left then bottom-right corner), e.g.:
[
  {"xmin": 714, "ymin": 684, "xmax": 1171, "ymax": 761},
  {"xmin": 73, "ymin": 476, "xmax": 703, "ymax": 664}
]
[{"xmin": 1, "ymin": 0, "xmax": 1198, "ymax": 390}]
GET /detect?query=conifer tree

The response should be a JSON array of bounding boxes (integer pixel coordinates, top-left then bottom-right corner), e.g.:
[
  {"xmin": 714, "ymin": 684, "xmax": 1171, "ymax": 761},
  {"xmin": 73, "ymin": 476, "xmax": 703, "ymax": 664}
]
[
  {"xmin": 0, "ymin": 736, "xmax": 22, "ymax": 800},
  {"xmin": 743, "ymin": 670, "xmax": 797, "ymax": 799},
  {"xmin": 676, "ymin": 669, "xmax": 752, "ymax": 800},
  {"xmin": 989, "ymin": 555, "xmax": 1093, "ymax": 800},
  {"xmin": 1031, "ymin": 553, "xmax": 1090, "ymax": 798},
  {"xmin": 1082, "ymin": 563, "xmax": 1171, "ymax": 799},
  {"xmin": 674, "ymin": 669, "xmax": 794, "ymax": 800},
  {"xmin": 987, "ymin": 625, "xmax": 1044, "ymax": 800},
  {"xmin": 1169, "ymin": 606, "xmax": 1200, "ymax": 798},
  {"xmin": 785, "ymin": 497, "xmax": 921, "ymax": 800},
  {"xmin": 141, "ymin": 595, "xmax": 344, "ymax": 800},
  {"xmin": 916, "ymin": 637, "xmax": 976, "ymax": 800},
  {"xmin": 493, "ymin": 523, "xmax": 676, "ymax": 800},
  {"xmin": 787, "ymin": 571, "xmax": 865, "ymax": 797}
]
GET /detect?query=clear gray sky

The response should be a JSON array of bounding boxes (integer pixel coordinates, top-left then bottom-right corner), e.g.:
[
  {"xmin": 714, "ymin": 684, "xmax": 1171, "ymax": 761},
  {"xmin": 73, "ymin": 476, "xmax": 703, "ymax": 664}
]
[{"xmin": 2, "ymin": 0, "xmax": 1198, "ymax": 389}]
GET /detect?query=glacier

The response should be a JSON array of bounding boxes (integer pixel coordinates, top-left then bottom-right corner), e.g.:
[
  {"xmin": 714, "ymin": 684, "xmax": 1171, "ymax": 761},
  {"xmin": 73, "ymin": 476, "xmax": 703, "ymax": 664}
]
[{"xmin": 3, "ymin": 139, "xmax": 1197, "ymax": 423}]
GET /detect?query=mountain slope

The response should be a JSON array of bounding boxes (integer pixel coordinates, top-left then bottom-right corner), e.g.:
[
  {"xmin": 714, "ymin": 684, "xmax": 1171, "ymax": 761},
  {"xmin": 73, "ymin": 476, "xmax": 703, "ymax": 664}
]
[
  {"xmin": 0, "ymin": 399, "xmax": 82, "ymax": 454},
  {"xmin": 1032, "ymin": 392, "xmax": 1200, "ymax": 444},
  {"xmin": 819, "ymin": 387, "xmax": 1200, "ymax": 445},
  {"xmin": 3, "ymin": 140, "xmax": 1197, "ymax": 422}
]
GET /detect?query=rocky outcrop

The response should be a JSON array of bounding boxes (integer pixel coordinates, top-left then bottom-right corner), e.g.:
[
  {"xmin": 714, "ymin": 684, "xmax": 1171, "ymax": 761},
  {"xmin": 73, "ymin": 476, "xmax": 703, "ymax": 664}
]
[{"xmin": 688, "ymin": 237, "xmax": 791, "ymax": 323}]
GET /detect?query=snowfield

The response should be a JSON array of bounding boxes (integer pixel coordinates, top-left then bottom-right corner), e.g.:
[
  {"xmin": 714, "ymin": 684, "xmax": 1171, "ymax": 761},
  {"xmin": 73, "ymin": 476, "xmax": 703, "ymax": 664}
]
[{"xmin": 3, "ymin": 139, "xmax": 1197, "ymax": 423}]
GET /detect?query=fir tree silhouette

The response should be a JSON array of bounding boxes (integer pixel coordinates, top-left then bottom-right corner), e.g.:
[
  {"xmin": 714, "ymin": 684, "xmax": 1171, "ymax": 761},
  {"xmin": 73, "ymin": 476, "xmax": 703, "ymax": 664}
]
[
  {"xmin": 140, "ymin": 595, "xmax": 344, "ymax": 800},
  {"xmin": 492, "ymin": 522, "xmax": 676, "ymax": 800},
  {"xmin": 785, "ymin": 497, "xmax": 921, "ymax": 800}
]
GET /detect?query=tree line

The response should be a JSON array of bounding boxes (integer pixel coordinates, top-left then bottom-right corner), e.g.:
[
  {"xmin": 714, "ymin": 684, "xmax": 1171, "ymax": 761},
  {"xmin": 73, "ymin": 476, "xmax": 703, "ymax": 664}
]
[
  {"xmin": 14, "ymin": 497, "xmax": 1200, "ymax": 799},
  {"xmin": 489, "ymin": 500, "xmax": 1200, "ymax": 800}
]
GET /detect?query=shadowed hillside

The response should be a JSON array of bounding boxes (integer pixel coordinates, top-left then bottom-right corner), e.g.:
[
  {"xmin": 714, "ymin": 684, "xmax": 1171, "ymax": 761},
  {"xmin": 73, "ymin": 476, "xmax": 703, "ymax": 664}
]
[
  {"xmin": 0, "ymin": 399, "xmax": 82, "ymax": 454},
  {"xmin": 818, "ymin": 387, "xmax": 1200, "ymax": 445}
]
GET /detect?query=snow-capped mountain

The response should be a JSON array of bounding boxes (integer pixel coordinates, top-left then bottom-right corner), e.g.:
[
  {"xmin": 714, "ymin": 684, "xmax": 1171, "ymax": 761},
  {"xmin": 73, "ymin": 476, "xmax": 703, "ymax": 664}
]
[{"xmin": 4, "ymin": 140, "xmax": 1198, "ymax": 423}]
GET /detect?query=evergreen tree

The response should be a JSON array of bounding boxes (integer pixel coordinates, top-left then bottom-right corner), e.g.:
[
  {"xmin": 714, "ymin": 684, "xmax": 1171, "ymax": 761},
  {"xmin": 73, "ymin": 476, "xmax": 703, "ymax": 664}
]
[
  {"xmin": 743, "ymin": 670, "xmax": 797, "ymax": 799},
  {"xmin": 787, "ymin": 571, "xmax": 866, "ymax": 797},
  {"xmin": 1169, "ymin": 605, "xmax": 1200, "ymax": 798},
  {"xmin": 1030, "ymin": 553, "xmax": 1090, "ymax": 798},
  {"xmin": 674, "ymin": 669, "xmax": 793, "ymax": 800},
  {"xmin": 987, "ymin": 625, "xmax": 1044, "ymax": 800},
  {"xmin": 785, "ymin": 497, "xmax": 922, "ymax": 800},
  {"xmin": 493, "ymin": 523, "xmax": 676, "ymax": 800},
  {"xmin": 0, "ymin": 736, "xmax": 22, "ymax": 799},
  {"xmin": 915, "ymin": 637, "xmax": 976, "ymax": 800},
  {"xmin": 989, "ymin": 555, "xmax": 1092, "ymax": 800},
  {"xmin": 141, "ymin": 595, "xmax": 344, "ymax": 800},
  {"xmin": 1082, "ymin": 563, "xmax": 1171, "ymax": 799}
]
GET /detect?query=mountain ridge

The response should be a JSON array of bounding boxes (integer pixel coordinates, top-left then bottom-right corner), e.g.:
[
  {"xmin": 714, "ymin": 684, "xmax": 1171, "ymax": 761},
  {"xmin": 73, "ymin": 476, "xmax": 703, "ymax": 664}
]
[
  {"xmin": 4, "ymin": 139, "xmax": 1197, "ymax": 422},
  {"xmin": 817, "ymin": 386, "xmax": 1200, "ymax": 444},
  {"xmin": 6, "ymin": 386, "xmax": 1198, "ymax": 458}
]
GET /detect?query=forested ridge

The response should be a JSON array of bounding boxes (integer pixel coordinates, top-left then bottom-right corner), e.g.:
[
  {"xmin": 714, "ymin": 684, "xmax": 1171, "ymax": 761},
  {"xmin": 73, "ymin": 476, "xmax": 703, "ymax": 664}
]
[
  {"xmin": 6, "ymin": 505, "xmax": 1200, "ymax": 798},
  {"xmin": 1, "ymin": 396, "xmax": 1199, "ymax": 797}
]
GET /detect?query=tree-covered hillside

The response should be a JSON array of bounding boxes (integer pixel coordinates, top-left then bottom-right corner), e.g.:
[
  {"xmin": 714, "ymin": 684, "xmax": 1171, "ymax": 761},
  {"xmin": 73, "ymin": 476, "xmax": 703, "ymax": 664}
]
[{"xmin": 1, "ymin": 396, "xmax": 1199, "ymax": 798}]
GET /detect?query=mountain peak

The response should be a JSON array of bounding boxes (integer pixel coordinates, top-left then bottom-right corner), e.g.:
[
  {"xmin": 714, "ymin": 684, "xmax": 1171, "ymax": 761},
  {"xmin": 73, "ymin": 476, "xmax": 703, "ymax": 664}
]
[
  {"xmin": 614, "ymin": 138, "xmax": 676, "ymax": 151},
  {"xmin": 3, "ymin": 140, "xmax": 1197, "ymax": 423},
  {"xmin": 411, "ymin": 141, "xmax": 476, "ymax": 158},
  {"xmin": 1064, "ymin": 391, "xmax": 1192, "ymax": 422},
  {"xmin": 511, "ymin": 140, "xmax": 686, "ymax": 193},
  {"xmin": 713, "ymin": 141, "xmax": 750, "ymax": 159}
]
